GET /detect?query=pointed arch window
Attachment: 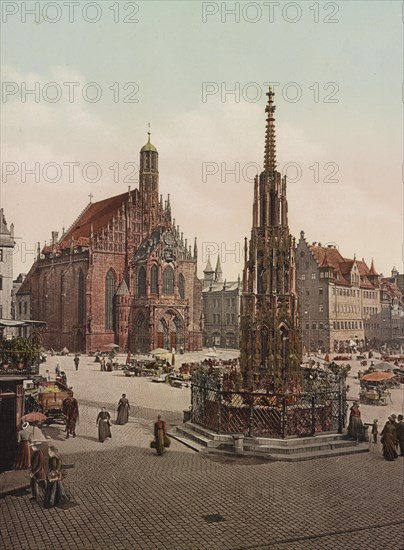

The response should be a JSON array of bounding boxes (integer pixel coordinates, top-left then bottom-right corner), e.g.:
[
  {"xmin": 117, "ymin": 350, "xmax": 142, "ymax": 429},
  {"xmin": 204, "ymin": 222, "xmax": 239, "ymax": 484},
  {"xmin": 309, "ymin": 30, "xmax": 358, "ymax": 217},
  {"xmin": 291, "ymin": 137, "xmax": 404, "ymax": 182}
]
[
  {"xmin": 163, "ymin": 266, "xmax": 174, "ymax": 294},
  {"xmin": 78, "ymin": 269, "xmax": 85, "ymax": 325},
  {"xmin": 178, "ymin": 273, "xmax": 185, "ymax": 299},
  {"xmin": 137, "ymin": 266, "xmax": 146, "ymax": 297},
  {"xmin": 105, "ymin": 269, "xmax": 116, "ymax": 330},
  {"xmin": 150, "ymin": 265, "xmax": 158, "ymax": 295},
  {"xmin": 60, "ymin": 272, "xmax": 65, "ymax": 331}
]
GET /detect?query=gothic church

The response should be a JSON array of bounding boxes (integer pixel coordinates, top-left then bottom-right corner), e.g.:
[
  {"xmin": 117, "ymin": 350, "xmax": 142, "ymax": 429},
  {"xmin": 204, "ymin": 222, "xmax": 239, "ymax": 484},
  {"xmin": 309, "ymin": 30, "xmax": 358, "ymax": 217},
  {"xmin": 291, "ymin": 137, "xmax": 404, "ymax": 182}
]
[{"xmin": 18, "ymin": 134, "xmax": 203, "ymax": 353}]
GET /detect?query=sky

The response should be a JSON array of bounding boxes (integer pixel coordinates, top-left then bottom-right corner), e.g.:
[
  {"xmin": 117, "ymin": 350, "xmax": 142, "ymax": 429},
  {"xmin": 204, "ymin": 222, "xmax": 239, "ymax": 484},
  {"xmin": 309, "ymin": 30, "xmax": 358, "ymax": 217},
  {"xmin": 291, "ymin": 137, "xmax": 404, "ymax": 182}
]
[{"xmin": 1, "ymin": 0, "xmax": 403, "ymax": 282}]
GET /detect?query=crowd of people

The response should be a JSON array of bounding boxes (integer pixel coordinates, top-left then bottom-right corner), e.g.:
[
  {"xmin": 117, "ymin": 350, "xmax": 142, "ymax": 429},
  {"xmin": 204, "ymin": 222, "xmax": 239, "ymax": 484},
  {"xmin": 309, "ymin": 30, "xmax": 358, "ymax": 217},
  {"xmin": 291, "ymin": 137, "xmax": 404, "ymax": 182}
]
[
  {"xmin": 13, "ymin": 366, "xmax": 169, "ymax": 509},
  {"xmin": 12, "ymin": 348, "xmax": 402, "ymax": 515},
  {"xmin": 347, "ymin": 402, "xmax": 404, "ymax": 461}
]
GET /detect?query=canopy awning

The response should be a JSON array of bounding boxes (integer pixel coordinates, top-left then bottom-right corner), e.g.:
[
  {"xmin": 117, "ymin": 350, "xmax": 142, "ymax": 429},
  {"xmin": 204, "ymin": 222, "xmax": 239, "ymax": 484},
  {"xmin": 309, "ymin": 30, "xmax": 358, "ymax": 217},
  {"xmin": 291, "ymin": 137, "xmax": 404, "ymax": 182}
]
[{"xmin": 0, "ymin": 319, "xmax": 47, "ymax": 328}]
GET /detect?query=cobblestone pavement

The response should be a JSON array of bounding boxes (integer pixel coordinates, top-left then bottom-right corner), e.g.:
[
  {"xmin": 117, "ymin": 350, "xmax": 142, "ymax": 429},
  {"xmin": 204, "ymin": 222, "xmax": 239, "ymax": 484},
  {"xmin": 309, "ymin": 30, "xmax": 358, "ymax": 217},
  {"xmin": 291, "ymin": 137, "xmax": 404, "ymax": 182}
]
[{"xmin": 1, "ymin": 354, "xmax": 404, "ymax": 550}]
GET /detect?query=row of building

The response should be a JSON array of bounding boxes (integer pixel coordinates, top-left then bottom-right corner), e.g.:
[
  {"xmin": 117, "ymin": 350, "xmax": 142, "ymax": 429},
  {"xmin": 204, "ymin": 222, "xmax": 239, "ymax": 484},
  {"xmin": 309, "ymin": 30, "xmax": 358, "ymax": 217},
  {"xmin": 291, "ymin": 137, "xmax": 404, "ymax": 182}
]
[
  {"xmin": 1, "ymin": 150, "xmax": 403, "ymax": 354},
  {"xmin": 2, "ymin": 210, "xmax": 403, "ymax": 353}
]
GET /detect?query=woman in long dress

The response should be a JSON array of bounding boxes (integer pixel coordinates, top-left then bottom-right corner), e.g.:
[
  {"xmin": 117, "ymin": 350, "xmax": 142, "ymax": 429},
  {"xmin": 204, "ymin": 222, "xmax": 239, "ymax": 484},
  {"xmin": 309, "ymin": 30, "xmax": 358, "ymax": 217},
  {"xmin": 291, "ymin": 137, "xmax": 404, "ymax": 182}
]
[
  {"xmin": 14, "ymin": 421, "xmax": 32, "ymax": 470},
  {"xmin": 381, "ymin": 415, "xmax": 398, "ymax": 461},
  {"xmin": 96, "ymin": 407, "xmax": 112, "ymax": 442},
  {"xmin": 154, "ymin": 415, "xmax": 166, "ymax": 456},
  {"xmin": 116, "ymin": 394, "xmax": 130, "ymax": 425},
  {"xmin": 347, "ymin": 402, "xmax": 365, "ymax": 441}
]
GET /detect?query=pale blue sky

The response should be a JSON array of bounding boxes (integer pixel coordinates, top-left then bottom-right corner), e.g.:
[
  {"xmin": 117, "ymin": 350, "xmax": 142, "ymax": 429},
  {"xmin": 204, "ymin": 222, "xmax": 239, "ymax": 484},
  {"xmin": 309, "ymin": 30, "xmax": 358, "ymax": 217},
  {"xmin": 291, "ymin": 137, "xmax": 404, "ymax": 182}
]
[{"xmin": 1, "ymin": 0, "xmax": 403, "ymax": 279}]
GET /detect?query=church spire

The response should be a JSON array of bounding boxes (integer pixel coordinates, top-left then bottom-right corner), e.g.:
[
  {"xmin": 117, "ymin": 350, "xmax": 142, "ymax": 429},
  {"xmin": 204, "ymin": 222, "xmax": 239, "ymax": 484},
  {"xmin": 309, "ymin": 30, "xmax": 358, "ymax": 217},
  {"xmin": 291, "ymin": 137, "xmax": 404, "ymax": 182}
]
[
  {"xmin": 264, "ymin": 87, "xmax": 276, "ymax": 173},
  {"xmin": 215, "ymin": 255, "xmax": 223, "ymax": 283},
  {"xmin": 193, "ymin": 237, "xmax": 198, "ymax": 259},
  {"xmin": 203, "ymin": 254, "xmax": 214, "ymax": 274},
  {"xmin": 203, "ymin": 254, "xmax": 215, "ymax": 286}
]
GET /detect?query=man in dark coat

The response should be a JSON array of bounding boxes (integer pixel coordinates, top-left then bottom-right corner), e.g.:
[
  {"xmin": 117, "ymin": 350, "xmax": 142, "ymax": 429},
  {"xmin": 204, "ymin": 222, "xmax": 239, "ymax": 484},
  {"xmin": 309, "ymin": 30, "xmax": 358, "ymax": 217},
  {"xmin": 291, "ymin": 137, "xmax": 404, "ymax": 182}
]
[
  {"xmin": 44, "ymin": 447, "xmax": 67, "ymax": 508},
  {"xmin": 30, "ymin": 445, "xmax": 47, "ymax": 500},
  {"xmin": 65, "ymin": 398, "xmax": 79, "ymax": 438}
]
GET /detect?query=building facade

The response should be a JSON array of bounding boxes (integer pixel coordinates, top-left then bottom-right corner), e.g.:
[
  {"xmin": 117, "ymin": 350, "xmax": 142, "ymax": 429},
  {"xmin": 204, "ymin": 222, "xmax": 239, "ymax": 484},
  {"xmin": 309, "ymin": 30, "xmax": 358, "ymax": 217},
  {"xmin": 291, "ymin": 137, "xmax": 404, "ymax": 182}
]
[
  {"xmin": 13, "ymin": 274, "xmax": 29, "ymax": 337},
  {"xmin": 17, "ymin": 134, "xmax": 202, "ymax": 353},
  {"xmin": 296, "ymin": 232, "xmax": 381, "ymax": 352},
  {"xmin": 0, "ymin": 209, "xmax": 15, "ymax": 325},
  {"xmin": 240, "ymin": 88, "xmax": 301, "ymax": 390},
  {"xmin": 380, "ymin": 269, "xmax": 404, "ymax": 345},
  {"xmin": 202, "ymin": 255, "xmax": 242, "ymax": 348}
]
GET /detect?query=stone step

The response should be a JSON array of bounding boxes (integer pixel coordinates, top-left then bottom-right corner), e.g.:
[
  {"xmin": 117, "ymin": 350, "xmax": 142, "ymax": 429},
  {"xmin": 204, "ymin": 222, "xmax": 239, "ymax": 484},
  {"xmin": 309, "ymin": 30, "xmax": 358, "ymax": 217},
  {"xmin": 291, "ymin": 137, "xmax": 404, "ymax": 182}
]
[
  {"xmin": 267, "ymin": 444, "xmax": 369, "ymax": 462},
  {"xmin": 198, "ymin": 443, "xmax": 369, "ymax": 462},
  {"xmin": 184, "ymin": 423, "xmax": 348, "ymax": 447},
  {"xmin": 244, "ymin": 439, "xmax": 357, "ymax": 455},
  {"xmin": 171, "ymin": 422, "xmax": 370, "ymax": 461},
  {"xmin": 174, "ymin": 424, "xmax": 224, "ymax": 448},
  {"xmin": 168, "ymin": 428, "xmax": 203, "ymax": 452},
  {"xmin": 252, "ymin": 433, "xmax": 345, "ymax": 446},
  {"xmin": 185, "ymin": 422, "xmax": 232, "ymax": 442}
]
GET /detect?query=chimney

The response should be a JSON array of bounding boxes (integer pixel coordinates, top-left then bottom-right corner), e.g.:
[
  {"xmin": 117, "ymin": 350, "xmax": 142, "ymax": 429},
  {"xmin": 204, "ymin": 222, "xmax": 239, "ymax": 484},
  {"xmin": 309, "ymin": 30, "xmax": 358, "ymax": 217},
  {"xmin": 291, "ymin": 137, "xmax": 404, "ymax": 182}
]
[{"xmin": 51, "ymin": 231, "xmax": 59, "ymax": 245}]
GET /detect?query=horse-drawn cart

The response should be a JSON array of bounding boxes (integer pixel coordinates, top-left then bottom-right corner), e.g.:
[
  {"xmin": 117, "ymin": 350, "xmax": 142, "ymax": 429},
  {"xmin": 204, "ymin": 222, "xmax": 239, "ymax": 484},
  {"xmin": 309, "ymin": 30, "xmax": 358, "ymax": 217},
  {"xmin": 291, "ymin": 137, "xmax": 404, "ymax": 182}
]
[{"xmin": 26, "ymin": 380, "xmax": 73, "ymax": 425}]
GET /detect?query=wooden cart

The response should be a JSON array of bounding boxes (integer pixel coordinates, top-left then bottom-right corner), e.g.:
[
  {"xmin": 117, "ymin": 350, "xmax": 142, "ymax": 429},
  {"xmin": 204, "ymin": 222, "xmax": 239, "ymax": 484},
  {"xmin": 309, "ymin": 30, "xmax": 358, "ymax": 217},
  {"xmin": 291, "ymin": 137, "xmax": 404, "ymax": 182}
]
[{"xmin": 38, "ymin": 381, "xmax": 73, "ymax": 424}]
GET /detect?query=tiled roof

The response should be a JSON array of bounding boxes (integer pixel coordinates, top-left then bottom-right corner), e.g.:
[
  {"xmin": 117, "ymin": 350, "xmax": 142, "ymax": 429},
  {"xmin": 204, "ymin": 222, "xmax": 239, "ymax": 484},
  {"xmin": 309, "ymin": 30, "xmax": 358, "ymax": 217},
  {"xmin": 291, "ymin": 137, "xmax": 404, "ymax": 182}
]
[
  {"xmin": 309, "ymin": 245, "xmax": 345, "ymax": 271},
  {"xmin": 381, "ymin": 279, "xmax": 403, "ymax": 301},
  {"xmin": 308, "ymin": 244, "xmax": 378, "ymax": 289},
  {"xmin": 57, "ymin": 189, "xmax": 138, "ymax": 249},
  {"xmin": 16, "ymin": 265, "xmax": 36, "ymax": 294},
  {"xmin": 202, "ymin": 281, "xmax": 240, "ymax": 293}
]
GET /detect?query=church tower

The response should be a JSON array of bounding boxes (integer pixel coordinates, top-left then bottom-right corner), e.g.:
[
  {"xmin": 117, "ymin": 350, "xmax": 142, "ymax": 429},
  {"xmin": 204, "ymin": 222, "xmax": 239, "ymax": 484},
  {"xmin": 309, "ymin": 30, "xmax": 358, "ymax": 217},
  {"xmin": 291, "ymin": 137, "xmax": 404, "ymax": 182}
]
[
  {"xmin": 203, "ymin": 255, "xmax": 215, "ymax": 287},
  {"xmin": 139, "ymin": 131, "xmax": 159, "ymax": 235},
  {"xmin": 240, "ymin": 87, "xmax": 301, "ymax": 391}
]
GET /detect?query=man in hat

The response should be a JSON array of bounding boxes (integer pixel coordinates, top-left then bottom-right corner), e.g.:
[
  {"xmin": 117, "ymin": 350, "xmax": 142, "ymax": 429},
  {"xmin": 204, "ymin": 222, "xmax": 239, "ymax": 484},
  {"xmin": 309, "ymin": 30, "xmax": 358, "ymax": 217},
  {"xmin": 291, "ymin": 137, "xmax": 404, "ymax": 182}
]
[
  {"xmin": 30, "ymin": 444, "xmax": 47, "ymax": 500},
  {"xmin": 396, "ymin": 414, "xmax": 404, "ymax": 456},
  {"xmin": 380, "ymin": 415, "xmax": 398, "ymax": 461}
]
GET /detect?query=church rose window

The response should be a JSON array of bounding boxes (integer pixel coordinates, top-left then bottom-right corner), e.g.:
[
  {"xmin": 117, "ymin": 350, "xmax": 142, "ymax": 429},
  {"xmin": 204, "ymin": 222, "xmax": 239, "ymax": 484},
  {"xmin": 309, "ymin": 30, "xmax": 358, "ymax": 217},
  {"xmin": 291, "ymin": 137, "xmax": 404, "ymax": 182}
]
[
  {"xmin": 163, "ymin": 266, "xmax": 174, "ymax": 294},
  {"xmin": 137, "ymin": 266, "xmax": 146, "ymax": 297},
  {"xmin": 178, "ymin": 273, "xmax": 185, "ymax": 299},
  {"xmin": 105, "ymin": 269, "xmax": 116, "ymax": 330},
  {"xmin": 150, "ymin": 265, "xmax": 158, "ymax": 294}
]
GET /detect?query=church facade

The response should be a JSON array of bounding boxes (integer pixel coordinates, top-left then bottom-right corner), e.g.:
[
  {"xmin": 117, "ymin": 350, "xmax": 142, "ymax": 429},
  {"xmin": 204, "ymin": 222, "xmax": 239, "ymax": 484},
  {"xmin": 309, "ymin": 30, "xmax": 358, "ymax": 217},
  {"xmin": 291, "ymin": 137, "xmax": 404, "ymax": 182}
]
[{"xmin": 17, "ymin": 135, "xmax": 203, "ymax": 353}]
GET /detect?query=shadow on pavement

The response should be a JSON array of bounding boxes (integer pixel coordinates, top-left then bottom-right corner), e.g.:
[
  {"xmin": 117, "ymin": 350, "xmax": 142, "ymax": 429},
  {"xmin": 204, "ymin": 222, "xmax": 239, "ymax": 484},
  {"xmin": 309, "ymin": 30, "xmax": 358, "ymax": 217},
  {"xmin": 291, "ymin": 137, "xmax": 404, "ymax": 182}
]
[
  {"xmin": 77, "ymin": 435, "xmax": 100, "ymax": 443},
  {"xmin": 42, "ymin": 425, "xmax": 67, "ymax": 441}
]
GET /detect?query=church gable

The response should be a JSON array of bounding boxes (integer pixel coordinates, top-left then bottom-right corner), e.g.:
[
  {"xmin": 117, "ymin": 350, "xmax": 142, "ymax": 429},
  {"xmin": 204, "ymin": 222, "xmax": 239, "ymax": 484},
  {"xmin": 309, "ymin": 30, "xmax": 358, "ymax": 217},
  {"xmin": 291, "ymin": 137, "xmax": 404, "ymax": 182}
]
[{"xmin": 134, "ymin": 226, "xmax": 194, "ymax": 265}]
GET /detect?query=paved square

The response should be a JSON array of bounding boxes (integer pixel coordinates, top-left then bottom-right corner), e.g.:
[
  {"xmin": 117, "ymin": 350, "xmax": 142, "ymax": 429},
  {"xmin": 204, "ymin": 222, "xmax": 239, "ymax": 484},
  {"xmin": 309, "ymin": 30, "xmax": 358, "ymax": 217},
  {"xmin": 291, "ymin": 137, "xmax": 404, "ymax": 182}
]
[{"xmin": 1, "ymin": 354, "xmax": 403, "ymax": 550}]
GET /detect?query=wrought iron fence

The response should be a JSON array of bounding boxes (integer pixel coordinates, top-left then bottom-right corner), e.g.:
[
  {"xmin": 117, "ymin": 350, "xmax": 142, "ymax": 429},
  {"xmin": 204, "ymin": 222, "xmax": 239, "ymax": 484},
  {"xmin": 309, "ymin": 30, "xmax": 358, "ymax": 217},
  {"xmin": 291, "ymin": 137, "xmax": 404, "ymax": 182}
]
[{"xmin": 191, "ymin": 379, "xmax": 346, "ymax": 438}]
